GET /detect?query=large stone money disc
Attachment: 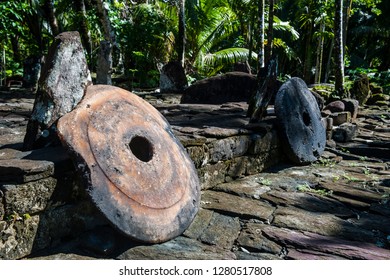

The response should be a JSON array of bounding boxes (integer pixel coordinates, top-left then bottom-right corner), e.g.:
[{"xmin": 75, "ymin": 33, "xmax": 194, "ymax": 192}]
[
  {"xmin": 57, "ymin": 85, "xmax": 200, "ymax": 243},
  {"xmin": 274, "ymin": 77, "xmax": 326, "ymax": 164}
]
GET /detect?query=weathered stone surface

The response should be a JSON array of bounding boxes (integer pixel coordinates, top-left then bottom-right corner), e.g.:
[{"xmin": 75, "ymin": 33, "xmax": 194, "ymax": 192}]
[
  {"xmin": 274, "ymin": 77, "xmax": 326, "ymax": 164},
  {"xmin": 23, "ymin": 31, "xmax": 92, "ymax": 150},
  {"xmin": 212, "ymin": 175, "xmax": 271, "ymax": 199},
  {"xmin": 342, "ymin": 98, "xmax": 359, "ymax": 120},
  {"xmin": 208, "ymin": 136, "xmax": 251, "ymax": 163},
  {"xmin": 319, "ymin": 182, "xmax": 385, "ymax": 204},
  {"xmin": 262, "ymin": 226, "xmax": 390, "ymax": 260},
  {"xmin": 324, "ymin": 100, "xmax": 345, "ymax": 113},
  {"xmin": 261, "ymin": 190, "xmax": 355, "ymax": 218},
  {"xmin": 367, "ymin": 93, "xmax": 390, "ymax": 105},
  {"xmin": 351, "ymin": 74, "xmax": 371, "ymax": 105},
  {"xmin": 28, "ymin": 253, "xmax": 98, "ymax": 260},
  {"xmin": 0, "ymin": 146, "xmax": 72, "ymax": 183},
  {"xmin": 330, "ymin": 111, "xmax": 351, "ymax": 125},
  {"xmin": 0, "ymin": 158, "xmax": 54, "ymax": 183},
  {"xmin": 181, "ymin": 72, "xmax": 257, "ymax": 104},
  {"xmin": 201, "ymin": 190, "xmax": 275, "ymax": 221},
  {"xmin": 237, "ymin": 223, "xmax": 283, "ymax": 255},
  {"xmin": 57, "ymin": 85, "xmax": 200, "ymax": 243},
  {"xmin": 273, "ymin": 206, "xmax": 377, "ymax": 242},
  {"xmin": 234, "ymin": 251, "xmax": 282, "ymax": 260},
  {"xmin": 159, "ymin": 61, "xmax": 188, "ymax": 93},
  {"xmin": 33, "ymin": 201, "xmax": 106, "ymax": 252},
  {"xmin": 117, "ymin": 236, "xmax": 236, "ymax": 260},
  {"xmin": 332, "ymin": 122, "xmax": 358, "ymax": 142},
  {"xmin": 0, "ymin": 216, "xmax": 39, "ymax": 260},
  {"xmin": 197, "ymin": 212, "xmax": 241, "ymax": 250},
  {"xmin": 309, "ymin": 90, "xmax": 325, "ymax": 110},
  {"xmin": 183, "ymin": 209, "xmax": 214, "ymax": 240},
  {"xmin": 1, "ymin": 177, "xmax": 57, "ymax": 216},
  {"xmin": 286, "ymin": 248, "xmax": 348, "ymax": 260},
  {"xmin": 198, "ymin": 162, "xmax": 228, "ymax": 190}
]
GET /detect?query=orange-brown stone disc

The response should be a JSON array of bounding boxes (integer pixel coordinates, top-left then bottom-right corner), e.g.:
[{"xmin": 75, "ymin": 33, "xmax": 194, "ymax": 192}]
[{"xmin": 57, "ymin": 85, "xmax": 200, "ymax": 243}]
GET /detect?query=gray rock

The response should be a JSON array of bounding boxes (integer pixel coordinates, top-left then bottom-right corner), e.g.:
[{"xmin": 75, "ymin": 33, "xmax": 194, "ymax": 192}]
[
  {"xmin": 0, "ymin": 158, "xmax": 54, "ymax": 183},
  {"xmin": 237, "ymin": 223, "xmax": 283, "ymax": 255},
  {"xmin": 273, "ymin": 206, "xmax": 376, "ymax": 243},
  {"xmin": 1, "ymin": 177, "xmax": 57, "ymax": 216},
  {"xmin": 181, "ymin": 72, "xmax": 257, "ymax": 104},
  {"xmin": 274, "ymin": 77, "xmax": 326, "ymax": 164},
  {"xmin": 0, "ymin": 216, "xmax": 39, "ymax": 260},
  {"xmin": 262, "ymin": 225, "xmax": 390, "ymax": 260},
  {"xmin": 159, "ymin": 61, "xmax": 188, "ymax": 93},
  {"xmin": 201, "ymin": 190, "xmax": 275, "ymax": 221},
  {"xmin": 330, "ymin": 111, "xmax": 351, "ymax": 126},
  {"xmin": 23, "ymin": 31, "xmax": 92, "ymax": 150},
  {"xmin": 324, "ymin": 100, "xmax": 345, "ymax": 112},
  {"xmin": 197, "ymin": 212, "xmax": 241, "ymax": 250},
  {"xmin": 332, "ymin": 123, "xmax": 358, "ymax": 142},
  {"xmin": 117, "ymin": 236, "xmax": 236, "ymax": 260},
  {"xmin": 342, "ymin": 98, "xmax": 359, "ymax": 120},
  {"xmin": 350, "ymin": 74, "xmax": 371, "ymax": 105},
  {"xmin": 208, "ymin": 136, "xmax": 251, "ymax": 163}
]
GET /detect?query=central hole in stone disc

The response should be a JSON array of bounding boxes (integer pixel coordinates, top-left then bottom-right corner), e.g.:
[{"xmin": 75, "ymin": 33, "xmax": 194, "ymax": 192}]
[
  {"xmin": 129, "ymin": 136, "xmax": 154, "ymax": 162},
  {"xmin": 302, "ymin": 111, "xmax": 311, "ymax": 126}
]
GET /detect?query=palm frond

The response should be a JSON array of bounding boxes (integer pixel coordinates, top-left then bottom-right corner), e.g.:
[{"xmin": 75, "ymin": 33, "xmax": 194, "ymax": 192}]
[{"xmin": 198, "ymin": 47, "xmax": 257, "ymax": 76}]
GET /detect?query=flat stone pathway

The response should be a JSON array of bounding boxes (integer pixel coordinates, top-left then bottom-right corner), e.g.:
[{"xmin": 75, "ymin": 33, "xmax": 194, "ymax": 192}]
[{"xmin": 1, "ymin": 88, "xmax": 389, "ymax": 260}]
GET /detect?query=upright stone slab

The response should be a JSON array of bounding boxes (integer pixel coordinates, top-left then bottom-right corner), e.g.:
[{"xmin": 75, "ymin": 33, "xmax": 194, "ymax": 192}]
[
  {"xmin": 159, "ymin": 61, "xmax": 188, "ymax": 93},
  {"xmin": 274, "ymin": 77, "xmax": 326, "ymax": 164},
  {"xmin": 57, "ymin": 85, "xmax": 200, "ymax": 244},
  {"xmin": 23, "ymin": 31, "xmax": 92, "ymax": 150}
]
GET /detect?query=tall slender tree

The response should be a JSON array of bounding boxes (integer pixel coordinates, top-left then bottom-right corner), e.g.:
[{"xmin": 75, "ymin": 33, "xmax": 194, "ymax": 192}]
[
  {"xmin": 258, "ymin": 0, "xmax": 265, "ymax": 71},
  {"xmin": 44, "ymin": 0, "xmax": 59, "ymax": 36},
  {"xmin": 265, "ymin": 0, "xmax": 274, "ymax": 67},
  {"xmin": 334, "ymin": 0, "xmax": 346, "ymax": 96},
  {"xmin": 314, "ymin": 0, "xmax": 328, "ymax": 84},
  {"xmin": 177, "ymin": 0, "xmax": 186, "ymax": 67},
  {"xmin": 74, "ymin": 0, "xmax": 92, "ymax": 66}
]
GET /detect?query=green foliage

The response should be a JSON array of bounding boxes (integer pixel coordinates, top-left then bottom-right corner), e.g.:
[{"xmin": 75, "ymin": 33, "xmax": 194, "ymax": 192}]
[
  {"xmin": 347, "ymin": 68, "xmax": 390, "ymax": 95},
  {"xmin": 200, "ymin": 47, "xmax": 257, "ymax": 76},
  {"xmin": 118, "ymin": 3, "xmax": 175, "ymax": 87},
  {"xmin": 297, "ymin": 183, "xmax": 333, "ymax": 196}
]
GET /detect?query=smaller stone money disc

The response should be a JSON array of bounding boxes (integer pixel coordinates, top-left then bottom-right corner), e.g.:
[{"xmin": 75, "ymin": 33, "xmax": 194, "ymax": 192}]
[
  {"xmin": 274, "ymin": 77, "xmax": 326, "ymax": 164},
  {"xmin": 57, "ymin": 85, "xmax": 200, "ymax": 243}
]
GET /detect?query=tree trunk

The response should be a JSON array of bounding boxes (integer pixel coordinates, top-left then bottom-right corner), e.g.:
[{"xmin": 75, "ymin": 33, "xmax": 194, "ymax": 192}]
[
  {"xmin": 177, "ymin": 0, "xmax": 186, "ymax": 68},
  {"xmin": 10, "ymin": 35, "xmax": 21, "ymax": 65},
  {"xmin": 44, "ymin": 0, "xmax": 60, "ymax": 36},
  {"xmin": 258, "ymin": 0, "xmax": 265, "ymax": 73},
  {"xmin": 265, "ymin": 0, "xmax": 274, "ymax": 67},
  {"xmin": 74, "ymin": 0, "xmax": 92, "ymax": 67},
  {"xmin": 95, "ymin": 0, "xmax": 116, "ymax": 44},
  {"xmin": 96, "ymin": 40, "xmax": 112, "ymax": 85},
  {"xmin": 314, "ymin": 12, "xmax": 326, "ymax": 84},
  {"xmin": 1, "ymin": 48, "xmax": 5, "ymax": 86},
  {"xmin": 334, "ymin": 0, "xmax": 346, "ymax": 97},
  {"xmin": 95, "ymin": 0, "xmax": 116, "ymax": 84},
  {"xmin": 324, "ymin": 37, "xmax": 334, "ymax": 83},
  {"xmin": 343, "ymin": 0, "xmax": 353, "ymax": 53}
]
